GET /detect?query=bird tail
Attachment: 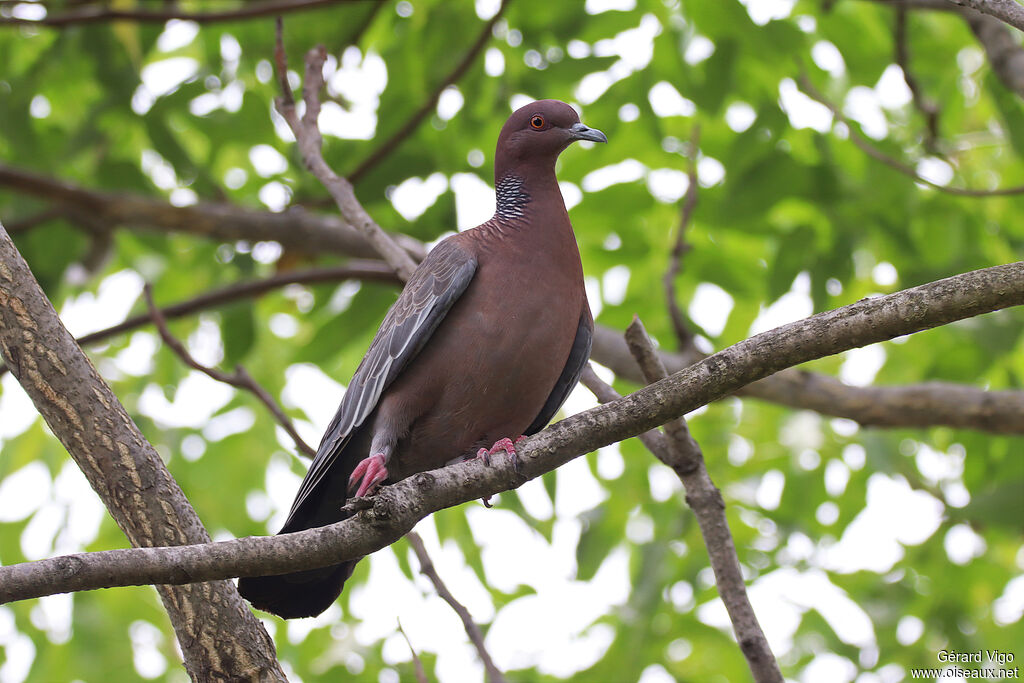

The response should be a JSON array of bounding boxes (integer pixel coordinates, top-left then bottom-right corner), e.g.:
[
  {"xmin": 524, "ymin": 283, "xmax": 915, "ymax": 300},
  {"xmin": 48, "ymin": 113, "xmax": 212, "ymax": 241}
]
[{"xmin": 238, "ymin": 432, "xmax": 369, "ymax": 619}]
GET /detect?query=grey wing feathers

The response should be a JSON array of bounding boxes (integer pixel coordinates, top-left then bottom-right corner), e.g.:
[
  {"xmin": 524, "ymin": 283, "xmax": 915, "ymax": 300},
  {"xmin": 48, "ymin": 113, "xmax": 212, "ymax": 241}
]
[
  {"xmin": 523, "ymin": 310, "xmax": 593, "ymax": 436},
  {"xmin": 287, "ymin": 240, "xmax": 478, "ymax": 516}
]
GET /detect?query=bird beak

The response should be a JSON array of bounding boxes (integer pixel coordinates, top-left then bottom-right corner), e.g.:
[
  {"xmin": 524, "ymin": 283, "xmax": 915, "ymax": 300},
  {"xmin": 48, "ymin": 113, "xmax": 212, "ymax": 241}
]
[{"xmin": 569, "ymin": 122, "xmax": 608, "ymax": 143}]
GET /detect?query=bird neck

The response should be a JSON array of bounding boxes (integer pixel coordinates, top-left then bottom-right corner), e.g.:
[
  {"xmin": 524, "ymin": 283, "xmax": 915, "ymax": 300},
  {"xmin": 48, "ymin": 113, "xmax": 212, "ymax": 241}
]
[{"xmin": 493, "ymin": 163, "xmax": 563, "ymax": 225}]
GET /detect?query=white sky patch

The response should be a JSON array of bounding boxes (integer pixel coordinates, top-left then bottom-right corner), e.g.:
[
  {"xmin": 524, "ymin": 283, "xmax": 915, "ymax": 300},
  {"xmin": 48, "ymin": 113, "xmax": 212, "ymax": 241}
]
[
  {"xmin": 390, "ymin": 172, "xmax": 448, "ymax": 221},
  {"xmin": 916, "ymin": 157, "xmax": 954, "ymax": 186},
  {"xmin": 7, "ymin": 2, "xmax": 46, "ymax": 20},
  {"xmin": 249, "ymin": 144, "xmax": 288, "ymax": 177},
  {"xmin": 30, "ymin": 592, "xmax": 72, "ymax": 645},
  {"xmin": 0, "ymin": 606, "xmax": 35, "ymax": 683},
  {"xmin": 801, "ymin": 653, "xmax": 858, "ymax": 683},
  {"xmin": 944, "ymin": 524, "xmax": 986, "ymax": 565},
  {"xmin": 575, "ymin": 14, "xmax": 660, "ymax": 104},
  {"xmin": 138, "ymin": 57, "xmax": 198, "ymax": 103},
  {"xmin": 897, "ymin": 615, "xmax": 924, "ymax": 645},
  {"xmin": 137, "ymin": 373, "xmax": 234, "ymax": 429},
  {"xmin": 59, "ymin": 270, "xmax": 144, "ymax": 337},
  {"xmin": 485, "ymin": 47, "xmax": 505, "ymax": 77},
  {"xmin": 618, "ymin": 102, "xmax": 640, "ymax": 121},
  {"xmin": 585, "ymin": 276, "xmax": 602, "ymax": 318},
  {"xmin": 779, "ymin": 78, "xmax": 833, "ymax": 133},
  {"xmin": 114, "ymin": 331, "xmax": 158, "ymax": 377},
  {"xmin": 876, "ymin": 64, "xmax": 913, "ymax": 109},
  {"xmin": 450, "ymin": 172, "xmax": 494, "ymax": 230},
  {"xmin": 510, "ymin": 93, "xmax": 536, "ymax": 111},
  {"xmin": 811, "ymin": 40, "xmax": 845, "ymax": 77},
  {"xmin": 756, "ymin": 470, "xmax": 785, "ymax": 510},
  {"xmin": 281, "ymin": 363, "xmax": 345, "ymax": 432},
  {"xmin": 824, "ymin": 474, "xmax": 944, "ymax": 573},
  {"xmin": 202, "ymin": 406, "xmax": 255, "ymax": 442},
  {"xmin": 29, "ymin": 94, "xmax": 50, "ymax": 119},
  {"xmin": 872, "ymin": 261, "xmax": 898, "ymax": 286},
  {"xmin": 582, "ymin": 159, "xmax": 645, "ymax": 192},
  {"xmin": 699, "ymin": 567, "xmax": 875, "ymax": 656},
  {"xmin": 825, "ymin": 459, "xmax": 850, "ymax": 497},
  {"xmin": 475, "ymin": 0, "xmax": 502, "ymax": 20},
  {"xmin": 586, "ymin": 0, "xmax": 636, "ymax": 12},
  {"xmin": 844, "ymin": 86, "xmax": 888, "ymax": 139},
  {"xmin": 689, "ymin": 282, "xmax": 734, "ymax": 337},
  {"xmin": 560, "ymin": 180, "xmax": 583, "ymax": 210},
  {"xmin": 739, "ymin": 0, "xmax": 796, "ymax": 25},
  {"xmin": 840, "ymin": 345, "xmax": 886, "ymax": 387},
  {"xmin": 157, "ymin": 19, "xmax": 199, "ymax": 52},
  {"xmin": 684, "ymin": 35, "xmax": 715, "ymax": 65},
  {"xmin": 0, "ymin": 462, "xmax": 51, "ymax": 523},
  {"xmin": 141, "ymin": 149, "xmax": 178, "ymax": 190},
  {"xmin": 647, "ymin": 168, "xmax": 689, "ymax": 202},
  {"xmin": 436, "ymin": 86, "xmax": 464, "ymax": 121},
  {"xmin": 697, "ymin": 156, "xmax": 725, "ymax": 186},
  {"xmin": 915, "ymin": 443, "xmax": 965, "ymax": 486},
  {"xmin": 601, "ymin": 265, "xmax": 631, "ymax": 305},
  {"xmin": 322, "ymin": 48, "xmax": 387, "ymax": 140},
  {"xmin": 649, "ymin": 81, "xmax": 696, "ymax": 117},
  {"xmin": 258, "ymin": 181, "xmax": 291, "ymax": 212},
  {"xmin": 750, "ymin": 271, "xmax": 813, "ymax": 336},
  {"xmin": 994, "ymin": 575, "xmax": 1024, "ymax": 626},
  {"xmin": 725, "ymin": 101, "xmax": 756, "ymax": 132},
  {"xmin": 130, "ymin": 620, "xmax": 167, "ymax": 679},
  {"xmin": 0, "ymin": 374, "xmax": 37, "ymax": 441}
]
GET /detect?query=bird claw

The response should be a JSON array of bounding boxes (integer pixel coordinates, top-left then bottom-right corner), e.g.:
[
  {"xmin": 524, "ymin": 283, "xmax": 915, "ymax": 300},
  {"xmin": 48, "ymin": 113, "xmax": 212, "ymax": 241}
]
[
  {"xmin": 475, "ymin": 436, "xmax": 525, "ymax": 507},
  {"xmin": 348, "ymin": 453, "xmax": 389, "ymax": 498}
]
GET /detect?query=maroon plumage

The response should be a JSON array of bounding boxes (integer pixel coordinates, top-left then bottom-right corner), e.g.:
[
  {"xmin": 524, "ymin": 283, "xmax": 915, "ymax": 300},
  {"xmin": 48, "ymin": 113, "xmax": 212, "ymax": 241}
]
[{"xmin": 238, "ymin": 100, "xmax": 605, "ymax": 619}]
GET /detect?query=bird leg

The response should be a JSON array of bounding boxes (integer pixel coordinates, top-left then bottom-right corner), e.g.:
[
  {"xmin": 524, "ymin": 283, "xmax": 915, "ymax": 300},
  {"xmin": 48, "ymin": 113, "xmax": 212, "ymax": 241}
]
[
  {"xmin": 474, "ymin": 436, "xmax": 526, "ymax": 507},
  {"xmin": 348, "ymin": 453, "xmax": 389, "ymax": 498}
]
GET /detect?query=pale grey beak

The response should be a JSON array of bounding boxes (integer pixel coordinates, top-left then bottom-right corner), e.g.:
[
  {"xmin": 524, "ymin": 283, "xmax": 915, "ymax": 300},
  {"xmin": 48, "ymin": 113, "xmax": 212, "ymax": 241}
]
[{"xmin": 569, "ymin": 122, "xmax": 608, "ymax": 143}]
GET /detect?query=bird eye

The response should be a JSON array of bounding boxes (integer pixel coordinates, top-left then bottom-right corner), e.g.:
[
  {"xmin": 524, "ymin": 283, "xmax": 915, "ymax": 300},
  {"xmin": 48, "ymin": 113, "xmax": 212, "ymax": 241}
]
[{"xmin": 530, "ymin": 115, "xmax": 545, "ymax": 130}]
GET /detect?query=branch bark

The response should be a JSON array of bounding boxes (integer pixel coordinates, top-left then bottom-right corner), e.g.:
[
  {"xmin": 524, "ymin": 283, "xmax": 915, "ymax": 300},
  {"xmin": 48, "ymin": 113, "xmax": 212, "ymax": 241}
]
[
  {"xmin": 947, "ymin": 0, "xmax": 1024, "ymax": 32},
  {"xmin": 406, "ymin": 532, "xmax": 506, "ymax": 683},
  {"xmin": 0, "ymin": 227, "xmax": 286, "ymax": 681},
  {"xmin": 622, "ymin": 319, "xmax": 781, "ymax": 683},
  {"xmin": 273, "ymin": 25, "xmax": 419, "ymax": 280},
  {"xmin": 1, "ymin": 261, "xmax": 1020, "ymax": 603},
  {"xmin": 0, "ymin": 0, "xmax": 366, "ymax": 27}
]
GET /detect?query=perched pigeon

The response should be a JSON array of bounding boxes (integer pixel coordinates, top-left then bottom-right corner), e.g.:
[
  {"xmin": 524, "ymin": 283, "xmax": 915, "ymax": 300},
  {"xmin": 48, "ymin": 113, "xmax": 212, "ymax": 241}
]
[{"xmin": 239, "ymin": 99, "xmax": 605, "ymax": 618}]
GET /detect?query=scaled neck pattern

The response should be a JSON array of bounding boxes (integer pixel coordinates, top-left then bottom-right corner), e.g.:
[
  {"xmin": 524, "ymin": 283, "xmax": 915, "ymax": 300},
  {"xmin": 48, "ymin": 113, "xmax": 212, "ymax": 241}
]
[{"xmin": 495, "ymin": 173, "xmax": 530, "ymax": 222}]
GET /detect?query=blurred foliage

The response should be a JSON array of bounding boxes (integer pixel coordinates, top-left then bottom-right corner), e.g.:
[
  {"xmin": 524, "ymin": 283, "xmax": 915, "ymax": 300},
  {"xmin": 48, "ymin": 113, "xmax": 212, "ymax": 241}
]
[{"xmin": 0, "ymin": 0, "xmax": 1022, "ymax": 681}]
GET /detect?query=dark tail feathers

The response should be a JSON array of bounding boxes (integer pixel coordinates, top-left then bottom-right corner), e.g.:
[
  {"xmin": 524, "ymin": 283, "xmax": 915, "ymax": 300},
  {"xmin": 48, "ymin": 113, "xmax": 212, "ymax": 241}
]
[{"xmin": 237, "ymin": 559, "xmax": 359, "ymax": 619}]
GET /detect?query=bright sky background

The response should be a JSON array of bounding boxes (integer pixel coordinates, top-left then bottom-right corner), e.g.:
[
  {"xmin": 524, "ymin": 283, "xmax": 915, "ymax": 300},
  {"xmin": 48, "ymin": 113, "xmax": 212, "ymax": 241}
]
[{"xmin": 0, "ymin": 1, "xmax": 1018, "ymax": 682}]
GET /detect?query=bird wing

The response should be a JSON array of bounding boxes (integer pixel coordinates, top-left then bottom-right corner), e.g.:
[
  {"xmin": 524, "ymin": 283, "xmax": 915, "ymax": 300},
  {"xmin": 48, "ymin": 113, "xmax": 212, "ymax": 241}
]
[
  {"xmin": 287, "ymin": 239, "xmax": 478, "ymax": 517},
  {"xmin": 523, "ymin": 308, "xmax": 594, "ymax": 436}
]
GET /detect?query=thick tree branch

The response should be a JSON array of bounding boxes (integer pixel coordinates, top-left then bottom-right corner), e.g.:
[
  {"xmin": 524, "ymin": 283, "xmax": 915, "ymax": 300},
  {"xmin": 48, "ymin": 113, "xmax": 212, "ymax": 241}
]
[
  {"xmin": 1, "ymin": 262, "xmax": 1020, "ymax": 602},
  {"xmin": 142, "ymin": 284, "xmax": 316, "ymax": 458},
  {"xmin": 799, "ymin": 76, "xmax": 1024, "ymax": 195},
  {"xmin": 0, "ymin": 163, "xmax": 427, "ymax": 262},
  {"xmin": 347, "ymin": 0, "xmax": 512, "ymax": 183},
  {"xmin": 274, "ymin": 23, "xmax": 419, "ymax": 280},
  {"xmin": 623, "ymin": 319, "xmax": 782, "ymax": 683},
  {"xmin": 947, "ymin": 0, "xmax": 1024, "ymax": 32},
  {"xmin": 0, "ymin": 0, "xmax": 368, "ymax": 27},
  {"xmin": 0, "ymin": 226, "xmax": 286, "ymax": 681},
  {"xmin": 406, "ymin": 532, "xmax": 506, "ymax": 683}
]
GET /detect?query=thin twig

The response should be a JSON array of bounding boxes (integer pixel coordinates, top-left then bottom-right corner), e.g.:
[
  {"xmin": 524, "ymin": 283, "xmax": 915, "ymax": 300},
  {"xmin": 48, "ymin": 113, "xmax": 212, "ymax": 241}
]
[
  {"xmin": 662, "ymin": 125, "xmax": 701, "ymax": 354},
  {"xmin": 274, "ymin": 19, "xmax": 418, "ymax": 280},
  {"xmin": 621, "ymin": 317, "xmax": 782, "ymax": 683},
  {"xmin": 406, "ymin": 532, "xmax": 506, "ymax": 683},
  {"xmin": 798, "ymin": 74, "xmax": 1024, "ymax": 196},
  {"xmin": 347, "ymin": 0, "xmax": 513, "ymax": 183},
  {"xmin": 0, "ymin": 261, "xmax": 398, "ymax": 377},
  {"xmin": 396, "ymin": 619, "xmax": 429, "ymax": 683},
  {"xmin": 0, "ymin": 0, "xmax": 365, "ymax": 27},
  {"xmin": 894, "ymin": 7, "xmax": 941, "ymax": 151},
  {"xmin": 142, "ymin": 284, "xmax": 316, "ymax": 458}
]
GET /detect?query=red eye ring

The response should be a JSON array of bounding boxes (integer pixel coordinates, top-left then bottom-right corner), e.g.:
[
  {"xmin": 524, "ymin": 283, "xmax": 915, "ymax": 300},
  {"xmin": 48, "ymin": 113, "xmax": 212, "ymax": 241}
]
[{"xmin": 530, "ymin": 115, "xmax": 545, "ymax": 130}]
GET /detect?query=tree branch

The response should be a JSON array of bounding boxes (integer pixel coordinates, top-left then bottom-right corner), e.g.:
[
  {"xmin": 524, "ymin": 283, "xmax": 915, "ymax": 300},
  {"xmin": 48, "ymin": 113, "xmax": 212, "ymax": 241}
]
[
  {"xmin": 622, "ymin": 319, "xmax": 782, "ymax": 683},
  {"xmin": 798, "ymin": 75, "xmax": 1024, "ymax": 196},
  {"xmin": 347, "ymin": 0, "xmax": 512, "ymax": 183},
  {"xmin": 947, "ymin": 0, "xmax": 1024, "ymax": 32},
  {"xmin": 0, "ymin": 226, "xmax": 286, "ymax": 681},
  {"xmin": 895, "ymin": 7, "xmax": 941, "ymax": 151},
  {"xmin": 274, "ymin": 22, "xmax": 419, "ymax": 280},
  {"xmin": 0, "ymin": 163, "xmax": 428, "ymax": 262},
  {"xmin": 142, "ymin": 284, "xmax": 316, "ymax": 458},
  {"xmin": 406, "ymin": 532, "xmax": 506, "ymax": 683},
  {"xmin": 1, "ymin": 262, "xmax": 1020, "ymax": 603},
  {"xmin": 662, "ymin": 126, "xmax": 701, "ymax": 353},
  {"xmin": 0, "ymin": 0, "xmax": 369, "ymax": 27}
]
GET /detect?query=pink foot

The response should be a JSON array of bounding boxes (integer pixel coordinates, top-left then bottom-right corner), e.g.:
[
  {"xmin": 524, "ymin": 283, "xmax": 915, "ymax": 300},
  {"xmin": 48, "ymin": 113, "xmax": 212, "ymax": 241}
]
[
  {"xmin": 349, "ymin": 453, "xmax": 389, "ymax": 498},
  {"xmin": 475, "ymin": 436, "xmax": 526, "ymax": 508}
]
